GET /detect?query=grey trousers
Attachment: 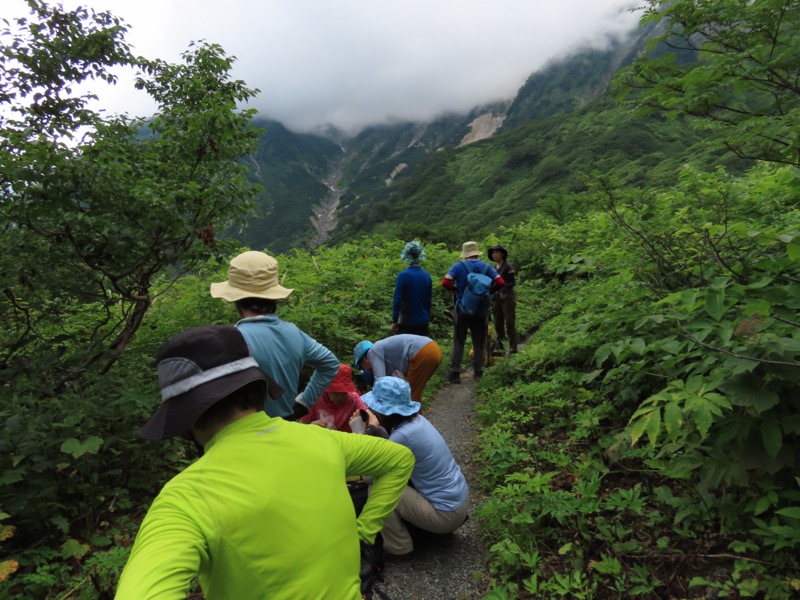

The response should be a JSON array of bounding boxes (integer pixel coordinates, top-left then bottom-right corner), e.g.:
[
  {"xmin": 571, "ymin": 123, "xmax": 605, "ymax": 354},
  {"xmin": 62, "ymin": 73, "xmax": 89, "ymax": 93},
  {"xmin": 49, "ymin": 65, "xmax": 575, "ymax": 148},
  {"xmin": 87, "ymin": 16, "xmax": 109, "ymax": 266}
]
[
  {"xmin": 448, "ymin": 311, "xmax": 487, "ymax": 376},
  {"xmin": 381, "ymin": 485, "xmax": 470, "ymax": 554}
]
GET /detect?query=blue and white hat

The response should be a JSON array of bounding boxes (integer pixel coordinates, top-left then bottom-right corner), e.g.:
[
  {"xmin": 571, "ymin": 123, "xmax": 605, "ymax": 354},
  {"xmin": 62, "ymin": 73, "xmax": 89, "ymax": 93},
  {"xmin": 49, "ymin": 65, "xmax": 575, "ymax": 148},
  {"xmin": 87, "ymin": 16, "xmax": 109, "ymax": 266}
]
[
  {"xmin": 400, "ymin": 240, "xmax": 426, "ymax": 265},
  {"xmin": 362, "ymin": 376, "xmax": 420, "ymax": 417}
]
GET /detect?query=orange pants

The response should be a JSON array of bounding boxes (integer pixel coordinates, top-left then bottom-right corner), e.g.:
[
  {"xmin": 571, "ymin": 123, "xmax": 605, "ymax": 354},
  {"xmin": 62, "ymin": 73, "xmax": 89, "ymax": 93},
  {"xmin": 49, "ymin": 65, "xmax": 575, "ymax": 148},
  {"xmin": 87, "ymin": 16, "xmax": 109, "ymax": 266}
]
[{"xmin": 406, "ymin": 341, "xmax": 443, "ymax": 402}]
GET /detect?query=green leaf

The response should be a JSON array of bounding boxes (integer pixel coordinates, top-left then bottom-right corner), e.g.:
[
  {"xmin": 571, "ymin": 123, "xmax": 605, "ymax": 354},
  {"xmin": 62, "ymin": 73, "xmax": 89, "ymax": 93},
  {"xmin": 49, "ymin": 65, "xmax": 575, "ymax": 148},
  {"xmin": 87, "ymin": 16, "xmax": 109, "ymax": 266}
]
[
  {"xmin": 751, "ymin": 391, "xmax": 781, "ymax": 414},
  {"xmin": 629, "ymin": 338, "xmax": 646, "ymax": 355},
  {"xmin": 753, "ymin": 495, "xmax": 771, "ymax": 516},
  {"xmin": 723, "ymin": 356, "xmax": 760, "ymax": 375},
  {"xmin": 51, "ymin": 516, "xmax": 70, "ymax": 534},
  {"xmin": 646, "ymin": 409, "xmax": 662, "ymax": 445},
  {"xmin": 744, "ymin": 277, "xmax": 773, "ymax": 290},
  {"xmin": 663, "ymin": 401, "xmax": 683, "ymax": 436},
  {"xmin": 589, "ymin": 555, "xmax": 622, "ymax": 575},
  {"xmin": 761, "ymin": 415, "xmax": 782, "ymax": 460},
  {"xmin": 60, "ymin": 436, "xmax": 104, "ymax": 459},
  {"xmin": 721, "ymin": 374, "xmax": 779, "ymax": 412},
  {"xmin": 61, "ymin": 538, "xmax": 90, "ymax": 560},
  {"xmin": 704, "ymin": 287, "xmax": 725, "ymax": 321},
  {"xmin": 686, "ymin": 395, "xmax": 714, "ymax": 439},
  {"xmin": 630, "ymin": 408, "xmax": 655, "ymax": 445},
  {"xmin": 775, "ymin": 507, "xmax": 800, "ymax": 520}
]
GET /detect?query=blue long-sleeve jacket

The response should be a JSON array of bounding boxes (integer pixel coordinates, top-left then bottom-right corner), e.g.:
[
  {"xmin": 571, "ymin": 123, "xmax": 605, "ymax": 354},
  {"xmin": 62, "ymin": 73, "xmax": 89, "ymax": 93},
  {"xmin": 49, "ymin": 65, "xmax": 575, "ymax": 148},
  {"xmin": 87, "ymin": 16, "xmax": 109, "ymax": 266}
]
[{"xmin": 392, "ymin": 265, "xmax": 432, "ymax": 326}]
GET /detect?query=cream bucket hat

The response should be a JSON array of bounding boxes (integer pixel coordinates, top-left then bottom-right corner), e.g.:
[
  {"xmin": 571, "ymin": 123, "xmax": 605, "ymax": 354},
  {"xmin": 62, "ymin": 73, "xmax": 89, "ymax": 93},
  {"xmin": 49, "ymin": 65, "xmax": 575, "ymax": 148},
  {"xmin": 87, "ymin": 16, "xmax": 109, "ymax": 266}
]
[
  {"xmin": 460, "ymin": 240, "xmax": 482, "ymax": 259},
  {"xmin": 210, "ymin": 251, "xmax": 294, "ymax": 301}
]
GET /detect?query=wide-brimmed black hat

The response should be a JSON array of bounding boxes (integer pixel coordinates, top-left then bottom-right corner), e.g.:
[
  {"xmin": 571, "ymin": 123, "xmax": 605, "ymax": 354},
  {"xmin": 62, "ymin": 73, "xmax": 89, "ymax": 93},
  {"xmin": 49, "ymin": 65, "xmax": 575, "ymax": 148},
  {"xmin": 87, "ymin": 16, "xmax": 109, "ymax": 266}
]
[
  {"xmin": 488, "ymin": 244, "xmax": 508, "ymax": 260},
  {"xmin": 139, "ymin": 325, "xmax": 283, "ymax": 441}
]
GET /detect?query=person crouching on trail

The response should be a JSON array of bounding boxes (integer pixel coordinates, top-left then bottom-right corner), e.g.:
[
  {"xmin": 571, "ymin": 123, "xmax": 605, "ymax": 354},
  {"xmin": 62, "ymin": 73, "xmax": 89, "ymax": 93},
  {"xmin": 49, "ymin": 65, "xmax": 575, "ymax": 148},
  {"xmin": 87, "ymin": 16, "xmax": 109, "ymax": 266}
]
[
  {"xmin": 298, "ymin": 363, "xmax": 368, "ymax": 432},
  {"xmin": 353, "ymin": 334, "xmax": 442, "ymax": 403},
  {"xmin": 115, "ymin": 325, "xmax": 414, "ymax": 600},
  {"xmin": 357, "ymin": 376, "xmax": 469, "ymax": 564}
]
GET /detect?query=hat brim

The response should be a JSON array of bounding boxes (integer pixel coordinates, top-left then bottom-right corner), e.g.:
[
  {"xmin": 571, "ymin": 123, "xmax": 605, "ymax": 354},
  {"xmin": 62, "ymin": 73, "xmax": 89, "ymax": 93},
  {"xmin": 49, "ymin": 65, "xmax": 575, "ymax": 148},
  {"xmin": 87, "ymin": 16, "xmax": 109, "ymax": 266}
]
[
  {"xmin": 460, "ymin": 250, "xmax": 483, "ymax": 259},
  {"xmin": 210, "ymin": 281, "xmax": 294, "ymax": 302},
  {"xmin": 354, "ymin": 348, "xmax": 370, "ymax": 369},
  {"xmin": 139, "ymin": 367, "xmax": 281, "ymax": 441},
  {"xmin": 362, "ymin": 391, "xmax": 420, "ymax": 417}
]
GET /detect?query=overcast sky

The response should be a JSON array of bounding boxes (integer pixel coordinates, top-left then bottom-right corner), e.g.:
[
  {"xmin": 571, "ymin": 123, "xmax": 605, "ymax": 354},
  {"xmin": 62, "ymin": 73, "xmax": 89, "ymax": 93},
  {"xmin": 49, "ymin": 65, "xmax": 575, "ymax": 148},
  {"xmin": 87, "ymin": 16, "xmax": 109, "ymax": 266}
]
[{"xmin": 8, "ymin": 0, "xmax": 642, "ymax": 133}]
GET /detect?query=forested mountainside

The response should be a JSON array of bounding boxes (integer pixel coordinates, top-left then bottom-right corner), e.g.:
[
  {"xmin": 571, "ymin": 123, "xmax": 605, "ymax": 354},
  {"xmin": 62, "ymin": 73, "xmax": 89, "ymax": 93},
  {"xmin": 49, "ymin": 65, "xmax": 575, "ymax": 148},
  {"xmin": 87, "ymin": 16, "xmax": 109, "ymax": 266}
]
[
  {"xmin": 234, "ymin": 24, "xmax": 675, "ymax": 253},
  {"xmin": 229, "ymin": 120, "xmax": 342, "ymax": 253}
]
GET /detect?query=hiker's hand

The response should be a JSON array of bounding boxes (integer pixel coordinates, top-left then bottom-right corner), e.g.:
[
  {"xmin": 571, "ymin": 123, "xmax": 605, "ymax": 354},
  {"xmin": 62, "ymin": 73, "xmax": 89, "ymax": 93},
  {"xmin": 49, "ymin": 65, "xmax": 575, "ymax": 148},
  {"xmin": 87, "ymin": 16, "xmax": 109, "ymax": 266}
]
[
  {"xmin": 359, "ymin": 540, "xmax": 383, "ymax": 598},
  {"xmin": 287, "ymin": 400, "xmax": 308, "ymax": 421},
  {"xmin": 363, "ymin": 409, "xmax": 380, "ymax": 428},
  {"xmin": 391, "ymin": 322, "xmax": 399, "ymax": 334}
]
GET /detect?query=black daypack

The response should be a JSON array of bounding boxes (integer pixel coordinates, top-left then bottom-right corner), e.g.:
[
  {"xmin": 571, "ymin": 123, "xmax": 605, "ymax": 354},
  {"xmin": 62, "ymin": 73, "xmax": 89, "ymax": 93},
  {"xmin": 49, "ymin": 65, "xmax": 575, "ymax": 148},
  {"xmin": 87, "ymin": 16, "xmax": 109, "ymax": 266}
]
[{"xmin": 456, "ymin": 260, "xmax": 492, "ymax": 318}]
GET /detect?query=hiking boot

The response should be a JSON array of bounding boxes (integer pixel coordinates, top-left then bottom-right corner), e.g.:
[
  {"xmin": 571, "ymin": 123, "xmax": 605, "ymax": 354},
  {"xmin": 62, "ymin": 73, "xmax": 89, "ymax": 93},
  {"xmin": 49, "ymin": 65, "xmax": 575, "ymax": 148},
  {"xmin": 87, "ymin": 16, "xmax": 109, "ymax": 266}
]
[
  {"xmin": 384, "ymin": 550, "xmax": 416, "ymax": 565},
  {"xmin": 448, "ymin": 372, "xmax": 461, "ymax": 384},
  {"xmin": 474, "ymin": 371, "xmax": 483, "ymax": 380}
]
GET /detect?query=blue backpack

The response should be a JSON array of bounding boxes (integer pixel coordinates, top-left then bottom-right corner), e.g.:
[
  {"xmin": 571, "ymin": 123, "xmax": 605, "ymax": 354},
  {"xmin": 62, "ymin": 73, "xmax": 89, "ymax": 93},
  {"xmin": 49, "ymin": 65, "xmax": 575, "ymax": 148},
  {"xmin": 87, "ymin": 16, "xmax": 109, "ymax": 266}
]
[{"xmin": 456, "ymin": 260, "xmax": 492, "ymax": 318}]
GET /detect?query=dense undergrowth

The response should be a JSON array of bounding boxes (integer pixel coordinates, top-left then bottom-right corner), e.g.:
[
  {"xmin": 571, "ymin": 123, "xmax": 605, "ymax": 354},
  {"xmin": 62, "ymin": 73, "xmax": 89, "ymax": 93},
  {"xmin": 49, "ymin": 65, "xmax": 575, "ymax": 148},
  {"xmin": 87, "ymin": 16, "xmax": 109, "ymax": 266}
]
[{"xmin": 473, "ymin": 162, "xmax": 800, "ymax": 598}]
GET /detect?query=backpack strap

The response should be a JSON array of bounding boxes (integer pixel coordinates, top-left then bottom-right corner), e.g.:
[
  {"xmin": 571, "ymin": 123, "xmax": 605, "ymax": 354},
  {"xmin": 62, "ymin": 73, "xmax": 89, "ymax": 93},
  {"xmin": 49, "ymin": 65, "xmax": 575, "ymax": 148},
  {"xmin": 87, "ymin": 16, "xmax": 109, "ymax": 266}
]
[{"xmin": 461, "ymin": 259, "xmax": 490, "ymax": 275}]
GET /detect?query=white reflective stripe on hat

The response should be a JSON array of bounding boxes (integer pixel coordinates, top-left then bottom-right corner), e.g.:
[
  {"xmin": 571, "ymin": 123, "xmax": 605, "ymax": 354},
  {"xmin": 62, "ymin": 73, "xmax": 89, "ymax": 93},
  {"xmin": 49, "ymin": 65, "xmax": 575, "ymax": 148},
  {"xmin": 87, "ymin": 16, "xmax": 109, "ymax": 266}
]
[{"xmin": 160, "ymin": 356, "xmax": 259, "ymax": 402}]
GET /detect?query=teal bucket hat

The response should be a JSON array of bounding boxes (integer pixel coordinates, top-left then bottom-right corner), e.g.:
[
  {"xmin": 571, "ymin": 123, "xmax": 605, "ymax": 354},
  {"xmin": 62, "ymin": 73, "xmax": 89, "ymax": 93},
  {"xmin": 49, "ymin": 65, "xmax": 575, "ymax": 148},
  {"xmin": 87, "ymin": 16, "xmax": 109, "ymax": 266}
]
[{"xmin": 362, "ymin": 376, "xmax": 420, "ymax": 416}]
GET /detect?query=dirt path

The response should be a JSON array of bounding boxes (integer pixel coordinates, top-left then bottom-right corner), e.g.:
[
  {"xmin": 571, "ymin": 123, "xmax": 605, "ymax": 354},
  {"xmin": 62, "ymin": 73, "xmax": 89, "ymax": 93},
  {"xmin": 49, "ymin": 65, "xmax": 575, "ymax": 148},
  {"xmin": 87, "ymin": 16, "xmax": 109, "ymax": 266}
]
[{"xmin": 375, "ymin": 369, "xmax": 489, "ymax": 600}]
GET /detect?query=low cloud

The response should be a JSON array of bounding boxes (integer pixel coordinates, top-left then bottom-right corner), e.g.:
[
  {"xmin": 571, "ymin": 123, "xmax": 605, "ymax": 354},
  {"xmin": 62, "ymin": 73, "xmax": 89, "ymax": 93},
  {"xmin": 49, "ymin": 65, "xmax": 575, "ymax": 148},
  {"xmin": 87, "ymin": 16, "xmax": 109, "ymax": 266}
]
[{"xmin": 10, "ymin": 0, "xmax": 642, "ymax": 133}]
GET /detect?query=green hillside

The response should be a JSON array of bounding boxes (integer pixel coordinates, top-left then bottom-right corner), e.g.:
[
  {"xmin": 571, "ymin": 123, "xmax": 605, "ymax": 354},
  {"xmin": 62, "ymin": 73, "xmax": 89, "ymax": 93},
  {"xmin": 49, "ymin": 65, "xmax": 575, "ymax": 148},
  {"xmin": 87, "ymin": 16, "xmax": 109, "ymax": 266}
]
[
  {"xmin": 232, "ymin": 119, "xmax": 342, "ymax": 253},
  {"xmin": 330, "ymin": 98, "xmax": 751, "ymax": 247},
  {"xmin": 241, "ymin": 24, "xmax": 748, "ymax": 253}
]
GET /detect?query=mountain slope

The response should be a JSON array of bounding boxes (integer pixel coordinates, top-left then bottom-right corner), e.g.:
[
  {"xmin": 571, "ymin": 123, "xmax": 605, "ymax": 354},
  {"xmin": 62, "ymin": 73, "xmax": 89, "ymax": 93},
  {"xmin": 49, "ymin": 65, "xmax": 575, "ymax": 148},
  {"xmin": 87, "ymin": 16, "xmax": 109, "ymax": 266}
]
[
  {"xmin": 230, "ymin": 25, "xmax": 716, "ymax": 252},
  {"xmin": 227, "ymin": 120, "xmax": 342, "ymax": 253}
]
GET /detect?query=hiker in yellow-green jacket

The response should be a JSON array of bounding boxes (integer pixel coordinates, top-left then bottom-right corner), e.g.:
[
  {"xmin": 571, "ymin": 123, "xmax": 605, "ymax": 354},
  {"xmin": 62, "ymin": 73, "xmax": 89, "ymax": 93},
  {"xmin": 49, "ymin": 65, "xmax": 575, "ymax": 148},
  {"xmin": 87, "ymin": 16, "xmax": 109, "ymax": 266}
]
[{"xmin": 115, "ymin": 325, "xmax": 414, "ymax": 600}]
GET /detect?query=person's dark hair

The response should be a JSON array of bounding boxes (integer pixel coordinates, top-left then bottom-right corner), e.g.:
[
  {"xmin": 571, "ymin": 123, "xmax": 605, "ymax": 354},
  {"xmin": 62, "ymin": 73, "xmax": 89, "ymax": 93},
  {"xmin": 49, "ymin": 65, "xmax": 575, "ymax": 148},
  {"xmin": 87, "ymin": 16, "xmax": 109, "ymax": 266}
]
[
  {"xmin": 191, "ymin": 380, "xmax": 265, "ymax": 432},
  {"xmin": 235, "ymin": 297, "xmax": 277, "ymax": 315},
  {"xmin": 375, "ymin": 412, "xmax": 417, "ymax": 435}
]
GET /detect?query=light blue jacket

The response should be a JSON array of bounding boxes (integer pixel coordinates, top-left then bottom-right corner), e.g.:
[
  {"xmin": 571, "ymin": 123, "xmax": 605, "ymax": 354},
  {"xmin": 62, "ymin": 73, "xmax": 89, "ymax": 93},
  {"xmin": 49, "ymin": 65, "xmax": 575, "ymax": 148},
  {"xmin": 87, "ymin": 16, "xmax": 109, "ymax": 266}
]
[
  {"xmin": 390, "ymin": 415, "xmax": 468, "ymax": 512},
  {"xmin": 367, "ymin": 334, "xmax": 434, "ymax": 379},
  {"xmin": 237, "ymin": 315, "xmax": 339, "ymax": 418}
]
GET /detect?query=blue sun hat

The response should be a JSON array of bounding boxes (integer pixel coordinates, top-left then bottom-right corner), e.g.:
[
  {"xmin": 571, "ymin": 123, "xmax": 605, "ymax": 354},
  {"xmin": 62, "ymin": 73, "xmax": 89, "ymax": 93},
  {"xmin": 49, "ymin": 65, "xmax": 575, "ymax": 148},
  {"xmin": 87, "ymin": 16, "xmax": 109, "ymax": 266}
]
[
  {"xmin": 362, "ymin": 376, "xmax": 420, "ymax": 416},
  {"xmin": 400, "ymin": 240, "xmax": 426, "ymax": 265},
  {"xmin": 353, "ymin": 340, "xmax": 373, "ymax": 368}
]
